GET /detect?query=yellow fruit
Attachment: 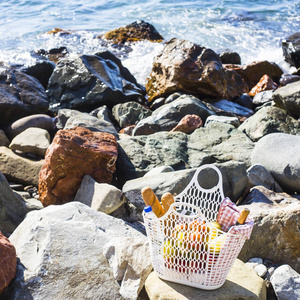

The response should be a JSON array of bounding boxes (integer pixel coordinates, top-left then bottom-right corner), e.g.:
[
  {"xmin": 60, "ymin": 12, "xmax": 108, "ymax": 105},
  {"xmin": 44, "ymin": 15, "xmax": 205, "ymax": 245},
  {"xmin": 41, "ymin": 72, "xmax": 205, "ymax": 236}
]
[
  {"xmin": 208, "ymin": 233, "xmax": 227, "ymax": 254},
  {"xmin": 163, "ymin": 240, "xmax": 175, "ymax": 259},
  {"xmin": 208, "ymin": 221, "xmax": 222, "ymax": 240},
  {"xmin": 210, "ymin": 221, "xmax": 222, "ymax": 230}
]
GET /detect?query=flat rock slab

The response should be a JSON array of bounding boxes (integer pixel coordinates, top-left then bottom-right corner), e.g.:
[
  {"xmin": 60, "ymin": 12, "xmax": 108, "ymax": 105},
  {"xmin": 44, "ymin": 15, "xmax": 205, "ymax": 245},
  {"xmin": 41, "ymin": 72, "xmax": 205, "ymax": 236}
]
[{"xmin": 145, "ymin": 259, "xmax": 266, "ymax": 300}]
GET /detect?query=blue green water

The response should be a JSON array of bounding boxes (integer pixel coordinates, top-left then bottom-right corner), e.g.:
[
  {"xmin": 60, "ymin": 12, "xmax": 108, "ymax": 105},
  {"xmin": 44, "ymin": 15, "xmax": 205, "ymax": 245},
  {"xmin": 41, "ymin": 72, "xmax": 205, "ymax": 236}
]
[{"xmin": 1, "ymin": 0, "xmax": 300, "ymax": 83}]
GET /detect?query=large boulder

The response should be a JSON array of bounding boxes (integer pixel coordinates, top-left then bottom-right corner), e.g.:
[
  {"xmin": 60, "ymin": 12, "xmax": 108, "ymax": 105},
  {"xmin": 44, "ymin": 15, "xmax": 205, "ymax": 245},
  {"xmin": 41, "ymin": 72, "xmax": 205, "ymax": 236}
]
[
  {"xmin": 251, "ymin": 133, "xmax": 300, "ymax": 192},
  {"xmin": 133, "ymin": 94, "xmax": 215, "ymax": 135},
  {"xmin": 0, "ymin": 66, "xmax": 49, "ymax": 127},
  {"xmin": 0, "ymin": 232, "xmax": 17, "ymax": 294},
  {"xmin": 146, "ymin": 38, "xmax": 248, "ymax": 102},
  {"xmin": 39, "ymin": 127, "xmax": 118, "ymax": 206},
  {"xmin": 238, "ymin": 186, "xmax": 300, "ymax": 273},
  {"xmin": 272, "ymin": 80, "xmax": 300, "ymax": 119},
  {"xmin": 239, "ymin": 106, "xmax": 300, "ymax": 142},
  {"xmin": 0, "ymin": 202, "xmax": 149, "ymax": 300},
  {"xmin": 145, "ymin": 259, "xmax": 266, "ymax": 299},
  {"xmin": 0, "ymin": 172, "xmax": 28, "ymax": 236},
  {"xmin": 117, "ymin": 122, "xmax": 254, "ymax": 185},
  {"xmin": 0, "ymin": 146, "xmax": 44, "ymax": 187},
  {"xmin": 47, "ymin": 52, "xmax": 145, "ymax": 112},
  {"xmin": 282, "ymin": 32, "xmax": 300, "ymax": 68}
]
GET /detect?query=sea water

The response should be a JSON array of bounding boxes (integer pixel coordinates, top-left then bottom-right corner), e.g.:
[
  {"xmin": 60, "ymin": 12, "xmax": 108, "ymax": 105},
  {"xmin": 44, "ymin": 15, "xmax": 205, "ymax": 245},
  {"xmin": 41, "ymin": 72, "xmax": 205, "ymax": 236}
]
[{"xmin": 1, "ymin": 0, "xmax": 300, "ymax": 84}]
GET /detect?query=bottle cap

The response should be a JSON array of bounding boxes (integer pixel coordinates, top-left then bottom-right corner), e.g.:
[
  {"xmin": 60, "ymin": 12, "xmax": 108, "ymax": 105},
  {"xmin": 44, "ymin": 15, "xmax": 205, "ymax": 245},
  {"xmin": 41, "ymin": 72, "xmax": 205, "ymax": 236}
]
[{"xmin": 144, "ymin": 206, "xmax": 152, "ymax": 213}]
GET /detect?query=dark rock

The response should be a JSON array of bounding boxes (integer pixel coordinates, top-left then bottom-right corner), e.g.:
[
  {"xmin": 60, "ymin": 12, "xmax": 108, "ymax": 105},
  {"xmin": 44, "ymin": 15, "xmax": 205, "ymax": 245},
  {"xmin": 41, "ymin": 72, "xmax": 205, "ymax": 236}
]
[
  {"xmin": 282, "ymin": 32, "xmax": 300, "ymax": 68},
  {"xmin": 146, "ymin": 38, "xmax": 248, "ymax": 102},
  {"xmin": 47, "ymin": 53, "xmax": 146, "ymax": 113},
  {"xmin": 279, "ymin": 74, "xmax": 300, "ymax": 86},
  {"xmin": 101, "ymin": 20, "xmax": 163, "ymax": 44},
  {"xmin": 235, "ymin": 93, "xmax": 253, "ymax": 109},
  {"xmin": 0, "ymin": 65, "xmax": 49, "ymax": 127},
  {"xmin": 220, "ymin": 51, "xmax": 241, "ymax": 64}
]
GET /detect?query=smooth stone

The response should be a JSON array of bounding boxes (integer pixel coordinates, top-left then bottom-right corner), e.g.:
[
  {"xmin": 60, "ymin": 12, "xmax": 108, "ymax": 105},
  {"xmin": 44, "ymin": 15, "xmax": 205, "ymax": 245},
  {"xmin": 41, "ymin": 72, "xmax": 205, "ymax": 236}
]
[
  {"xmin": 249, "ymin": 258, "xmax": 264, "ymax": 265},
  {"xmin": 209, "ymin": 99, "xmax": 253, "ymax": 117},
  {"xmin": 143, "ymin": 166, "xmax": 175, "ymax": 177},
  {"xmin": 254, "ymin": 264, "xmax": 268, "ymax": 277},
  {"xmin": 145, "ymin": 259, "xmax": 266, "ymax": 300},
  {"xmin": 252, "ymin": 90, "xmax": 273, "ymax": 106},
  {"xmin": 204, "ymin": 115, "xmax": 240, "ymax": 128}
]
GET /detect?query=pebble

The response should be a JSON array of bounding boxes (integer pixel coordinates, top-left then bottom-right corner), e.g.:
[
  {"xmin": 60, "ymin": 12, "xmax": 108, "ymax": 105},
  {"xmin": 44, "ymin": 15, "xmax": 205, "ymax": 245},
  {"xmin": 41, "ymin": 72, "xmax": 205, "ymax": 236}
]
[
  {"xmin": 254, "ymin": 264, "xmax": 268, "ymax": 277},
  {"xmin": 248, "ymin": 257, "xmax": 263, "ymax": 264}
]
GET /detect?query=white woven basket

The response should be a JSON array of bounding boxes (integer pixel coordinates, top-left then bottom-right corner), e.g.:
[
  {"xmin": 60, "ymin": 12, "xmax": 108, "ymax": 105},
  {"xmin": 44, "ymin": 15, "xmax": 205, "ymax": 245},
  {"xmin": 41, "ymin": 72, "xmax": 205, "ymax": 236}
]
[{"xmin": 143, "ymin": 164, "xmax": 247, "ymax": 290}]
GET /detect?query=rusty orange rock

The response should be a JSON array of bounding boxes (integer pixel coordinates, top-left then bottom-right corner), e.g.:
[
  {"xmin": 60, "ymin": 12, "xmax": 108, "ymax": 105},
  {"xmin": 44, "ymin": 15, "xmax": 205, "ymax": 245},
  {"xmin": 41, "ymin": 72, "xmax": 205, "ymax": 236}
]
[
  {"xmin": 0, "ymin": 232, "xmax": 16, "ymax": 294},
  {"xmin": 39, "ymin": 127, "xmax": 118, "ymax": 207},
  {"xmin": 249, "ymin": 74, "xmax": 277, "ymax": 97},
  {"xmin": 170, "ymin": 114, "xmax": 203, "ymax": 134}
]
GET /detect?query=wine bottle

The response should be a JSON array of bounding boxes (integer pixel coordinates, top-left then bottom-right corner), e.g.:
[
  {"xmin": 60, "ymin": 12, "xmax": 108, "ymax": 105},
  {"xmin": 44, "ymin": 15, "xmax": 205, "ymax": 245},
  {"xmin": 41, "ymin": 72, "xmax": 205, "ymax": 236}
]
[{"xmin": 236, "ymin": 208, "xmax": 250, "ymax": 225}]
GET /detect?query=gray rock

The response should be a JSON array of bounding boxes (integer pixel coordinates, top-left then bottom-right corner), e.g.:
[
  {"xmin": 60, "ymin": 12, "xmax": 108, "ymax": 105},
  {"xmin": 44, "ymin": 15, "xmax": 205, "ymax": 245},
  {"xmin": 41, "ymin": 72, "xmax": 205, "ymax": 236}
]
[
  {"xmin": 0, "ymin": 146, "xmax": 44, "ymax": 186},
  {"xmin": 0, "ymin": 172, "xmax": 28, "ymax": 236},
  {"xmin": 247, "ymin": 164, "xmax": 283, "ymax": 192},
  {"xmin": 0, "ymin": 129, "xmax": 10, "ymax": 147},
  {"xmin": 143, "ymin": 166, "xmax": 175, "ymax": 177},
  {"xmin": 112, "ymin": 101, "xmax": 152, "ymax": 128},
  {"xmin": 219, "ymin": 51, "xmax": 241, "ymax": 64},
  {"xmin": 270, "ymin": 264, "xmax": 300, "ymax": 300},
  {"xmin": 103, "ymin": 237, "xmax": 152, "ymax": 300},
  {"xmin": 251, "ymin": 133, "xmax": 300, "ymax": 192},
  {"xmin": 238, "ymin": 186, "xmax": 300, "ymax": 273},
  {"xmin": 133, "ymin": 94, "xmax": 215, "ymax": 135},
  {"xmin": 272, "ymin": 80, "xmax": 300, "ymax": 118},
  {"xmin": 239, "ymin": 106, "xmax": 300, "ymax": 142},
  {"xmin": 1, "ymin": 202, "xmax": 147, "ymax": 300},
  {"xmin": 253, "ymin": 90, "xmax": 273, "ymax": 106},
  {"xmin": 117, "ymin": 122, "xmax": 254, "ymax": 185},
  {"xmin": 204, "ymin": 115, "xmax": 240, "ymax": 128},
  {"xmin": 74, "ymin": 175, "xmax": 125, "ymax": 214},
  {"xmin": 47, "ymin": 53, "xmax": 145, "ymax": 113},
  {"xmin": 145, "ymin": 259, "xmax": 266, "ymax": 299},
  {"xmin": 209, "ymin": 99, "xmax": 254, "ymax": 117},
  {"xmin": 9, "ymin": 127, "xmax": 50, "ymax": 157}
]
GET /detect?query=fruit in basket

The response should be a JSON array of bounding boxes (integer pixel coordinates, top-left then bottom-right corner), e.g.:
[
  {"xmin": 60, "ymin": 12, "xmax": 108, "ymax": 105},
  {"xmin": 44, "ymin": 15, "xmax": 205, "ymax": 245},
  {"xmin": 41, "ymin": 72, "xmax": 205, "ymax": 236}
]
[
  {"xmin": 208, "ymin": 221, "xmax": 222, "ymax": 240},
  {"xmin": 163, "ymin": 240, "xmax": 176, "ymax": 259},
  {"xmin": 208, "ymin": 233, "xmax": 227, "ymax": 254}
]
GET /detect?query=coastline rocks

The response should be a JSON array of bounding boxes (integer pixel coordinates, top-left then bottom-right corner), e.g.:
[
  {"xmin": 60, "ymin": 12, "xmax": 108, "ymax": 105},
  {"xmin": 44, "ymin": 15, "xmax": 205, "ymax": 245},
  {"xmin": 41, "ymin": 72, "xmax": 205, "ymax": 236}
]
[
  {"xmin": 204, "ymin": 115, "xmax": 240, "ymax": 128},
  {"xmin": 145, "ymin": 259, "xmax": 266, "ymax": 300},
  {"xmin": 46, "ymin": 52, "xmax": 145, "ymax": 112},
  {"xmin": 102, "ymin": 20, "xmax": 163, "ymax": 44},
  {"xmin": 133, "ymin": 94, "xmax": 215, "ymax": 135},
  {"xmin": 146, "ymin": 38, "xmax": 248, "ymax": 102},
  {"xmin": 0, "ymin": 66, "xmax": 49, "ymax": 127},
  {"xmin": 270, "ymin": 264, "xmax": 300, "ymax": 300},
  {"xmin": 251, "ymin": 133, "xmax": 300, "ymax": 192},
  {"xmin": 248, "ymin": 74, "xmax": 277, "ymax": 97},
  {"xmin": 279, "ymin": 74, "xmax": 300, "ymax": 86},
  {"xmin": 9, "ymin": 127, "xmax": 50, "ymax": 157},
  {"xmin": 252, "ymin": 90, "xmax": 273, "ymax": 106},
  {"xmin": 1, "ymin": 202, "xmax": 147, "ymax": 300},
  {"xmin": 238, "ymin": 106, "xmax": 300, "ymax": 142},
  {"xmin": 238, "ymin": 186, "xmax": 300, "ymax": 272},
  {"xmin": 74, "ymin": 175, "xmax": 125, "ymax": 214},
  {"xmin": 39, "ymin": 127, "xmax": 118, "ymax": 207},
  {"xmin": 219, "ymin": 51, "xmax": 241, "ymax": 64},
  {"xmin": 0, "ymin": 232, "xmax": 17, "ymax": 294},
  {"xmin": 170, "ymin": 114, "xmax": 203, "ymax": 134},
  {"xmin": 0, "ymin": 172, "xmax": 28, "ymax": 236},
  {"xmin": 272, "ymin": 80, "xmax": 300, "ymax": 118},
  {"xmin": 0, "ymin": 146, "xmax": 44, "ymax": 187},
  {"xmin": 282, "ymin": 32, "xmax": 300, "ymax": 68}
]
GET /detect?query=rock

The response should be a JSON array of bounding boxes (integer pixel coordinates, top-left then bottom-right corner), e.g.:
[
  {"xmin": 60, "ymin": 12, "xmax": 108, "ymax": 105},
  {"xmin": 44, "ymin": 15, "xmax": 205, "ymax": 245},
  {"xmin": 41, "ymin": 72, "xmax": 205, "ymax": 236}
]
[
  {"xmin": 254, "ymin": 264, "xmax": 268, "ymax": 277},
  {"xmin": 220, "ymin": 51, "xmax": 241, "ymax": 64},
  {"xmin": 74, "ymin": 175, "xmax": 125, "ymax": 214},
  {"xmin": 133, "ymin": 94, "xmax": 215, "ymax": 135},
  {"xmin": 272, "ymin": 80, "xmax": 300, "ymax": 118},
  {"xmin": 57, "ymin": 109, "xmax": 119, "ymax": 138},
  {"xmin": 204, "ymin": 115, "xmax": 240, "ymax": 128},
  {"xmin": 122, "ymin": 162, "xmax": 248, "ymax": 220},
  {"xmin": 279, "ymin": 74, "xmax": 300, "ymax": 86},
  {"xmin": 249, "ymin": 74, "xmax": 277, "ymax": 97},
  {"xmin": 103, "ymin": 237, "xmax": 152, "ymax": 300},
  {"xmin": 238, "ymin": 106, "xmax": 300, "ymax": 142},
  {"xmin": 247, "ymin": 164, "xmax": 282, "ymax": 192},
  {"xmin": 0, "ymin": 146, "xmax": 44, "ymax": 187},
  {"xmin": 47, "ymin": 52, "xmax": 145, "ymax": 113},
  {"xmin": 0, "ymin": 232, "xmax": 17, "ymax": 294},
  {"xmin": 252, "ymin": 90, "xmax": 273, "ymax": 106},
  {"xmin": 251, "ymin": 133, "xmax": 300, "ymax": 192},
  {"xmin": 270, "ymin": 265, "xmax": 300, "ymax": 300},
  {"xmin": 145, "ymin": 259, "xmax": 266, "ymax": 299},
  {"xmin": 0, "ymin": 66, "xmax": 49, "ymax": 127},
  {"xmin": 112, "ymin": 101, "xmax": 152, "ymax": 128},
  {"xmin": 6, "ymin": 114, "xmax": 56, "ymax": 139},
  {"xmin": 1, "ymin": 202, "xmax": 147, "ymax": 300},
  {"xmin": 209, "ymin": 99, "xmax": 254, "ymax": 118},
  {"xmin": 0, "ymin": 130, "xmax": 9, "ymax": 147},
  {"xmin": 238, "ymin": 186, "xmax": 300, "ymax": 272},
  {"xmin": 0, "ymin": 172, "xmax": 28, "ymax": 236},
  {"xmin": 282, "ymin": 32, "xmax": 300, "ymax": 68},
  {"xmin": 143, "ymin": 165, "xmax": 175, "ymax": 177},
  {"xmin": 170, "ymin": 114, "xmax": 203, "ymax": 134},
  {"xmin": 39, "ymin": 127, "xmax": 118, "ymax": 207},
  {"xmin": 102, "ymin": 20, "xmax": 163, "ymax": 44},
  {"xmin": 117, "ymin": 122, "xmax": 254, "ymax": 185},
  {"xmin": 235, "ymin": 93, "xmax": 253, "ymax": 109},
  {"xmin": 229, "ymin": 60, "xmax": 283, "ymax": 90},
  {"xmin": 35, "ymin": 46, "xmax": 69, "ymax": 64},
  {"xmin": 146, "ymin": 38, "xmax": 248, "ymax": 102},
  {"xmin": 249, "ymin": 258, "xmax": 264, "ymax": 265},
  {"xmin": 119, "ymin": 125, "xmax": 135, "ymax": 136},
  {"xmin": 9, "ymin": 127, "xmax": 50, "ymax": 157}
]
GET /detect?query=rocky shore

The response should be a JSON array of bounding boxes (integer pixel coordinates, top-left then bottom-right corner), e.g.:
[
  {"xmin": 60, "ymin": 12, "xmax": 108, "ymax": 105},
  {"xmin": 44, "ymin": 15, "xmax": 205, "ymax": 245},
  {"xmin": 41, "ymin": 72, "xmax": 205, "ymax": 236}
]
[{"xmin": 0, "ymin": 21, "xmax": 300, "ymax": 300}]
